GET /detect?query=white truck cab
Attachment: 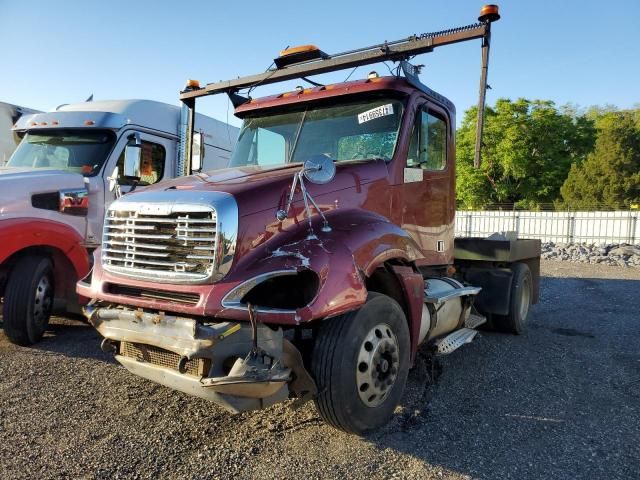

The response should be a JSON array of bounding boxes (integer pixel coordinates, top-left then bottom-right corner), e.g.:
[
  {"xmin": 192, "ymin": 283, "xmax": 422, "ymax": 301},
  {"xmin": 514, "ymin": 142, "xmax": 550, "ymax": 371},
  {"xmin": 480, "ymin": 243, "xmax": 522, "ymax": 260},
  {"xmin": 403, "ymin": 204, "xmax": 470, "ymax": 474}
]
[
  {"xmin": 0, "ymin": 99, "xmax": 238, "ymax": 345},
  {"xmin": 0, "ymin": 101, "xmax": 40, "ymax": 165}
]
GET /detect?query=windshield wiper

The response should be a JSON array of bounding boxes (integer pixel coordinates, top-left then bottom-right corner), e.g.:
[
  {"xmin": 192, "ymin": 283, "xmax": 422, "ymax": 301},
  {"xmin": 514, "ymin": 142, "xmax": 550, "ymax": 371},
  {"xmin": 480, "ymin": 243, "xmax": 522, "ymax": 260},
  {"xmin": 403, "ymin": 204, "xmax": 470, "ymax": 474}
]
[{"xmin": 287, "ymin": 109, "xmax": 307, "ymax": 164}]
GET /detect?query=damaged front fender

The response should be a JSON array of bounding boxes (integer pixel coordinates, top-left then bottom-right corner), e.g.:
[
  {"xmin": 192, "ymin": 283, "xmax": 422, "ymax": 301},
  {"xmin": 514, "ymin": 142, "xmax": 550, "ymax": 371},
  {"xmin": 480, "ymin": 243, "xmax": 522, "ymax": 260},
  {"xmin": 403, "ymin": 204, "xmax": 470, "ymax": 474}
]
[{"xmin": 217, "ymin": 235, "xmax": 368, "ymax": 324}]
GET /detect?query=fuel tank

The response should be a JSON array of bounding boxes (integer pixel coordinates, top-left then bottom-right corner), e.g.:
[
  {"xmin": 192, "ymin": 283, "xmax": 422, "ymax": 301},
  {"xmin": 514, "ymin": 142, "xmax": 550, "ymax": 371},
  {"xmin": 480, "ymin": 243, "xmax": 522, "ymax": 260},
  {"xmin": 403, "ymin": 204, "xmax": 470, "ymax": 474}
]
[{"xmin": 418, "ymin": 277, "xmax": 481, "ymax": 344}]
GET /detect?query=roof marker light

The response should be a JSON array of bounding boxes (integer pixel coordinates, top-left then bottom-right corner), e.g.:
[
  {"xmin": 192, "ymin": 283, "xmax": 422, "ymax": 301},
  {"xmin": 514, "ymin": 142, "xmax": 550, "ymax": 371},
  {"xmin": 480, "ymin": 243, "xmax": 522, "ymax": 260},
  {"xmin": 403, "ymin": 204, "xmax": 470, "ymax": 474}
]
[
  {"xmin": 478, "ymin": 4, "xmax": 500, "ymax": 23},
  {"xmin": 274, "ymin": 45, "xmax": 329, "ymax": 68}
]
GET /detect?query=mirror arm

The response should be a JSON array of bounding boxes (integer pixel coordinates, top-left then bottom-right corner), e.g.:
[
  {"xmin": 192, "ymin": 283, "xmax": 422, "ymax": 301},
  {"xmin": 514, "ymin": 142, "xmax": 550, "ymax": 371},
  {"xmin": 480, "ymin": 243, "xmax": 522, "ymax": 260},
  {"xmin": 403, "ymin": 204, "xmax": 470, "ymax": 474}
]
[
  {"xmin": 298, "ymin": 174, "xmax": 315, "ymax": 235},
  {"xmin": 107, "ymin": 174, "xmax": 122, "ymax": 199},
  {"xmin": 128, "ymin": 132, "xmax": 142, "ymax": 145},
  {"xmin": 276, "ymin": 171, "xmax": 300, "ymax": 221},
  {"xmin": 128, "ymin": 179, "xmax": 140, "ymax": 194},
  {"xmin": 276, "ymin": 169, "xmax": 331, "ymax": 235},
  {"xmin": 302, "ymin": 176, "xmax": 331, "ymax": 233}
]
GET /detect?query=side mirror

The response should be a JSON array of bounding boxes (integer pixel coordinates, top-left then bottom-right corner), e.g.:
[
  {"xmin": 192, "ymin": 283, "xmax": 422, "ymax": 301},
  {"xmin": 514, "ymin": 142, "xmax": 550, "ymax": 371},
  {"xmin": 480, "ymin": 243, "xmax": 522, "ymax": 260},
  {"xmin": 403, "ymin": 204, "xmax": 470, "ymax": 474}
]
[
  {"xmin": 192, "ymin": 131, "xmax": 205, "ymax": 173},
  {"xmin": 303, "ymin": 154, "xmax": 336, "ymax": 184},
  {"xmin": 124, "ymin": 133, "xmax": 142, "ymax": 179}
]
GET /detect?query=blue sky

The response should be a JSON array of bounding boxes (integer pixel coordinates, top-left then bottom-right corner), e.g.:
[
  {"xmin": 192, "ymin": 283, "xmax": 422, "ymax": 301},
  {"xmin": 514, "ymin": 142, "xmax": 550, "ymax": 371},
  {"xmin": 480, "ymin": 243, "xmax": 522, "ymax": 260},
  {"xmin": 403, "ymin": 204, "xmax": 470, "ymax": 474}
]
[{"xmin": 1, "ymin": 0, "xmax": 638, "ymax": 126}]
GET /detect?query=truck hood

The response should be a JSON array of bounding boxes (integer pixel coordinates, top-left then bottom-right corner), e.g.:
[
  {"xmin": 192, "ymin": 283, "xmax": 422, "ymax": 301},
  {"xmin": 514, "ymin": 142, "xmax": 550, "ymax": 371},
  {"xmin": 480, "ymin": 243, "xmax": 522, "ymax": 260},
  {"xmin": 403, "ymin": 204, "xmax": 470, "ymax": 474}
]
[
  {"xmin": 0, "ymin": 167, "xmax": 85, "ymax": 182},
  {"xmin": 145, "ymin": 162, "xmax": 387, "ymax": 218},
  {"xmin": 0, "ymin": 167, "xmax": 86, "ymax": 217}
]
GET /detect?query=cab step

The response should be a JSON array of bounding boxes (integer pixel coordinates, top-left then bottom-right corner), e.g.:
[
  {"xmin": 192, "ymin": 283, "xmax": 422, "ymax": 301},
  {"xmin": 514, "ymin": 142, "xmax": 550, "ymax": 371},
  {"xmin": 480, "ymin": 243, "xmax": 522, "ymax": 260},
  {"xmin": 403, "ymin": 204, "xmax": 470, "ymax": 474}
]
[
  {"xmin": 435, "ymin": 328, "xmax": 479, "ymax": 355},
  {"xmin": 465, "ymin": 313, "xmax": 487, "ymax": 329}
]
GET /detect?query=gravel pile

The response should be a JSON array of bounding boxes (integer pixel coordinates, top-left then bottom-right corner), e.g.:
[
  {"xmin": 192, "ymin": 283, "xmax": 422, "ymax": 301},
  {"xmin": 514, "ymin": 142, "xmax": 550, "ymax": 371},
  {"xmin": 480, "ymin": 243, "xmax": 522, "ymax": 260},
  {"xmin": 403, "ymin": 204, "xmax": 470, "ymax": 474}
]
[{"xmin": 541, "ymin": 242, "xmax": 640, "ymax": 267}]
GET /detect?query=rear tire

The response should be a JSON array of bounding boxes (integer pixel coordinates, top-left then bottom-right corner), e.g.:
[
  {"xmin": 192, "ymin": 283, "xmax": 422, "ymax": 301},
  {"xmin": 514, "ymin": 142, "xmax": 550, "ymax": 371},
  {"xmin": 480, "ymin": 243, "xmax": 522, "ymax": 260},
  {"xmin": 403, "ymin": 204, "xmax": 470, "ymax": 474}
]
[
  {"xmin": 311, "ymin": 292, "xmax": 410, "ymax": 435},
  {"xmin": 494, "ymin": 262, "xmax": 531, "ymax": 334},
  {"xmin": 3, "ymin": 256, "xmax": 54, "ymax": 346}
]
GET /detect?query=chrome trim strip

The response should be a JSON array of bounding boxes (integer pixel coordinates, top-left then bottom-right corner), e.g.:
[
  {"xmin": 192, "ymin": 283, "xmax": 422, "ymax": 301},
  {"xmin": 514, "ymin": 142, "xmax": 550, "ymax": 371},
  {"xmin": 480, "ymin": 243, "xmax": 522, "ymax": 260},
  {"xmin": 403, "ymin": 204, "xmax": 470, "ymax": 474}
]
[
  {"xmin": 104, "ymin": 264, "xmax": 212, "ymax": 282},
  {"xmin": 221, "ymin": 270, "xmax": 299, "ymax": 314}
]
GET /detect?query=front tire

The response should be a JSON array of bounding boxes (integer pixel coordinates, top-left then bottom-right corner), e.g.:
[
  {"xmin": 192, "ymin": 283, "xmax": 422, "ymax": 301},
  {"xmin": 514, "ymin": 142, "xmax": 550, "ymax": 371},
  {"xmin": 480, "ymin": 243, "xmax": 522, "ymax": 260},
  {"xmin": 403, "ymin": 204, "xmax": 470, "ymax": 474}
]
[
  {"xmin": 311, "ymin": 292, "xmax": 410, "ymax": 435},
  {"xmin": 3, "ymin": 256, "xmax": 54, "ymax": 346}
]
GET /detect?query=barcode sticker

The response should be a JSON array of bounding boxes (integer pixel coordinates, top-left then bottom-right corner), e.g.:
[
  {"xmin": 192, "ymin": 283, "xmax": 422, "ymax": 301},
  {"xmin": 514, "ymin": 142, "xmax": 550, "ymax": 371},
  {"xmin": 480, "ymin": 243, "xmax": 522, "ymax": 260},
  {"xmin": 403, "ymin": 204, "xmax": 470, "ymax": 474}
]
[{"xmin": 358, "ymin": 104, "xmax": 394, "ymax": 124}]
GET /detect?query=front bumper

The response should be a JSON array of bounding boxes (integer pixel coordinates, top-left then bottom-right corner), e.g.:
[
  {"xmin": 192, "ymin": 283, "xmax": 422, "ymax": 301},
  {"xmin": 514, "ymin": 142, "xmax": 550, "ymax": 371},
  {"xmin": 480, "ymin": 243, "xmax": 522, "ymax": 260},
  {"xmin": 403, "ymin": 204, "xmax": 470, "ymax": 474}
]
[{"xmin": 86, "ymin": 306, "xmax": 315, "ymax": 413}]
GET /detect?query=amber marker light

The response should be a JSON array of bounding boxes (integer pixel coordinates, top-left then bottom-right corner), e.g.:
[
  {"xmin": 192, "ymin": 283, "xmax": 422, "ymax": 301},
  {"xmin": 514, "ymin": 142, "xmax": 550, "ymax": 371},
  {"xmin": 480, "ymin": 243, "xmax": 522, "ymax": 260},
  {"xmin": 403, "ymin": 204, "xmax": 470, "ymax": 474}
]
[
  {"xmin": 279, "ymin": 44, "xmax": 320, "ymax": 58},
  {"xmin": 479, "ymin": 4, "xmax": 500, "ymax": 22},
  {"xmin": 186, "ymin": 79, "xmax": 201, "ymax": 89},
  {"xmin": 84, "ymin": 120, "xmax": 95, "ymax": 126},
  {"xmin": 274, "ymin": 44, "xmax": 328, "ymax": 68}
]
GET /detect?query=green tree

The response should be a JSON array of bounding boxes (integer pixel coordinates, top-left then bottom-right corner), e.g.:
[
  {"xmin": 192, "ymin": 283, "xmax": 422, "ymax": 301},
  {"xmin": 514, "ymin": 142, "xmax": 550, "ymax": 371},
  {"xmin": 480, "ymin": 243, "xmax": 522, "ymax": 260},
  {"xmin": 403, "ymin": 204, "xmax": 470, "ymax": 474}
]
[
  {"xmin": 560, "ymin": 111, "xmax": 640, "ymax": 208},
  {"xmin": 456, "ymin": 98, "xmax": 595, "ymax": 209}
]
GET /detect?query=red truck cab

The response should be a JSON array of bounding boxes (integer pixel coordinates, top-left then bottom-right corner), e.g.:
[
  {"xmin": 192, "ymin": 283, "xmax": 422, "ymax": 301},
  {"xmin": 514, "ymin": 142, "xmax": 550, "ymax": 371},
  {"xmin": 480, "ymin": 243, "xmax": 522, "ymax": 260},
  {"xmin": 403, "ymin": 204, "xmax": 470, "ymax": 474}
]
[{"xmin": 80, "ymin": 6, "xmax": 540, "ymax": 434}]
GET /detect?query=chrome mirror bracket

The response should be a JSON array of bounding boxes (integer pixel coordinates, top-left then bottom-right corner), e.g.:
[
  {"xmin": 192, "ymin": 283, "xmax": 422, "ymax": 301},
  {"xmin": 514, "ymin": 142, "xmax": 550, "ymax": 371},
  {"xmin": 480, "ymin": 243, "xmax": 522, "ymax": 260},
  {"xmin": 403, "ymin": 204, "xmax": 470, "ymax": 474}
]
[{"xmin": 276, "ymin": 162, "xmax": 332, "ymax": 235}]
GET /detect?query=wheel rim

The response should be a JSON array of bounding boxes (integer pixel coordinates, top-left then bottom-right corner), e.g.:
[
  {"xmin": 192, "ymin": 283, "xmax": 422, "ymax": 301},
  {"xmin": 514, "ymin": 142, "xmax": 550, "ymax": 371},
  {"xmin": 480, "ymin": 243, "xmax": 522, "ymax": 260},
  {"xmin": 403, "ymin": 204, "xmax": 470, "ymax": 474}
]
[
  {"xmin": 519, "ymin": 276, "xmax": 531, "ymax": 322},
  {"xmin": 356, "ymin": 323, "xmax": 400, "ymax": 408},
  {"xmin": 33, "ymin": 275, "xmax": 53, "ymax": 330}
]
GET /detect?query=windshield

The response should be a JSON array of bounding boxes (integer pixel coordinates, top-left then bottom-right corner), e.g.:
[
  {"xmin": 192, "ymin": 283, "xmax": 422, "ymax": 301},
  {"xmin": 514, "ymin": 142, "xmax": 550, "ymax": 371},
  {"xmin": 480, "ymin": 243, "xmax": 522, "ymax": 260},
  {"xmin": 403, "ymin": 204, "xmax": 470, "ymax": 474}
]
[
  {"xmin": 7, "ymin": 129, "xmax": 116, "ymax": 176},
  {"xmin": 229, "ymin": 96, "xmax": 404, "ymax": 169}
]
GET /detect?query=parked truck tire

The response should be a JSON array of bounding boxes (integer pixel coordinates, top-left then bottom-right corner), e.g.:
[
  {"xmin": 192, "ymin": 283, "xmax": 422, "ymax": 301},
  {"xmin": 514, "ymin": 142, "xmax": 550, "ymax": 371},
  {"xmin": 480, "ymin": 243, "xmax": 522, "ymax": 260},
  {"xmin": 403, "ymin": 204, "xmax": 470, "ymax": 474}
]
[
  {"xmin": 494, "ymin": 262, "xmax": 532, "ymax": 335},
  {"xmin": 3, "ymin": 255, "xmax": 54, "ymax": 346},
  {"xmin": 311, "ymin": 292, "xmax": 410, "ymax": 435}
]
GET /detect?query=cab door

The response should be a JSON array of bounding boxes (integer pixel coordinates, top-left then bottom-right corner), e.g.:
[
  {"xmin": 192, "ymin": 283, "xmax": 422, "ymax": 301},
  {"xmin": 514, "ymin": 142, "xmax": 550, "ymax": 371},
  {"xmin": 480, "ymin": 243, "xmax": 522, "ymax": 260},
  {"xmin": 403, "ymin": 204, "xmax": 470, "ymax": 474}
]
[
  {"xmin": 89, "ymin": 131, "xmax": 174, "ymax": 243},
  {"xmin": 401, "ymin": 101, "xmax": 455, "ymax": 266}
]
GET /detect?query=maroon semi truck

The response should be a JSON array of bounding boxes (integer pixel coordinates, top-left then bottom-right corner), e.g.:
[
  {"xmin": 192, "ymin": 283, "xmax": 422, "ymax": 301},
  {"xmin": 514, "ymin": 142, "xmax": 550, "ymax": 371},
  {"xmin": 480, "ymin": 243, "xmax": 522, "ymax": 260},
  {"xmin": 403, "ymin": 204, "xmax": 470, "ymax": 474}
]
[{"xmin": 79, "ymin": 5, "xmax": 540, "ymax": 434}]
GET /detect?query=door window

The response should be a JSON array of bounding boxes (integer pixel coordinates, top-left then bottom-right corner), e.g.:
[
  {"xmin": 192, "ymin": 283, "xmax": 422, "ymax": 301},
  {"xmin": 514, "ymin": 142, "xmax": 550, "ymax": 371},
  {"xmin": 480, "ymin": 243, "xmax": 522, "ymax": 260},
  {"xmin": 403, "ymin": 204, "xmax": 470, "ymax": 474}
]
[
  {"xmin": 407, "ymin": 108, "xmax": 447, "ymax": 171},
  {"xmin": 116, "ymin": 141, "xmax": 166, "ymax": 185}
]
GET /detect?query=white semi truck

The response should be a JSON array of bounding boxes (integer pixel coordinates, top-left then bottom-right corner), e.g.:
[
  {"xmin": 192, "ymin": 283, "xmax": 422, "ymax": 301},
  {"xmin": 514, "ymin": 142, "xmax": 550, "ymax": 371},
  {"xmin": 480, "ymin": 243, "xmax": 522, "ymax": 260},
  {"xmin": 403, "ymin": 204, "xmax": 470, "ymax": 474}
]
[
  {"xmin": 0, "ymin": 98, "xmax": 238, "ymax": 345},
  {"xmin": 0, "ymin": 101, "xmax": 41, "ymax": 165}
]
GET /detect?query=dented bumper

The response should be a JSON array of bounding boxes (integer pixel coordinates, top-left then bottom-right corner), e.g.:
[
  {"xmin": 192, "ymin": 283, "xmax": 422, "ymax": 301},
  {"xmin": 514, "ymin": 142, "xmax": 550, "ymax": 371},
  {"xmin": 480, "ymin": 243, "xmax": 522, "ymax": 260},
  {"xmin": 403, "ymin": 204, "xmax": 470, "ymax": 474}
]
[{"xmin": 85, "ymin": 306, "xmax": 314, "ymax": 413}]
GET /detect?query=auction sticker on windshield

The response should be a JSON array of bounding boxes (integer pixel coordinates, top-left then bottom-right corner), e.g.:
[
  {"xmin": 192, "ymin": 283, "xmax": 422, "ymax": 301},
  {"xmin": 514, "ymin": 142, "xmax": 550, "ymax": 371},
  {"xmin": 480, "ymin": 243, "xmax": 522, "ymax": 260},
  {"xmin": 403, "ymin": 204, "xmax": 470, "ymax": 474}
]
[{"xmin": 358, "ymin": 104, "xmax": 394, "ymax": 124}]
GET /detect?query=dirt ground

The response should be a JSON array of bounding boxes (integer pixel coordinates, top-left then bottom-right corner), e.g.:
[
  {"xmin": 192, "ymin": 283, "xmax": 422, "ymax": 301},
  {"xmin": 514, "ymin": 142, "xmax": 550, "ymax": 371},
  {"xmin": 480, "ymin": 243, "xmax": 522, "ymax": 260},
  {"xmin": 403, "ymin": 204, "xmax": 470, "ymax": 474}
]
[{"xmin": 0, "ymin": 261, "xmax": 638, "ymax": 479}]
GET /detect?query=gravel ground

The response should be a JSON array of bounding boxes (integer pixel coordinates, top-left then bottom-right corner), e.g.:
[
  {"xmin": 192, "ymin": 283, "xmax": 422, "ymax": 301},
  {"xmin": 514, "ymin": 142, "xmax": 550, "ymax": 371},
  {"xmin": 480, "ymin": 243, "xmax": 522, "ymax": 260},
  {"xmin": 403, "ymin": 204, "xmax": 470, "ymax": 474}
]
[{"xmin": 1, "ymin": 261, "xmax": 639, "ymax": 479}]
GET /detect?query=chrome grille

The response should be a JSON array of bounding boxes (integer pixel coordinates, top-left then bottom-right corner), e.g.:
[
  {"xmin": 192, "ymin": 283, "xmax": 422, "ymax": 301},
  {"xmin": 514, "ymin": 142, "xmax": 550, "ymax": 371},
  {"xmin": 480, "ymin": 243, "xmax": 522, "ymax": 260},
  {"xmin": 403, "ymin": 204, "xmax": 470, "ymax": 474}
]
[{"xmin": 102, "ymin": 205, "xmax": 218, "ymax": 283}]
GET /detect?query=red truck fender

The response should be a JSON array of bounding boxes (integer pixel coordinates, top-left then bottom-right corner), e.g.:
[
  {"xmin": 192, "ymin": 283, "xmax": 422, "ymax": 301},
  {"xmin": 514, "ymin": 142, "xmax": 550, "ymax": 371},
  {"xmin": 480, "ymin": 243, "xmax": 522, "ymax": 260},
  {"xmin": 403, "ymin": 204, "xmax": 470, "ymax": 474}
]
[
  {"xmin": 0, "ymin": 218, "xmax": 91, "ymax": 301},
  {"xmin": 225, "ymin": 209, "xmax": 426, "ymax": 359}
]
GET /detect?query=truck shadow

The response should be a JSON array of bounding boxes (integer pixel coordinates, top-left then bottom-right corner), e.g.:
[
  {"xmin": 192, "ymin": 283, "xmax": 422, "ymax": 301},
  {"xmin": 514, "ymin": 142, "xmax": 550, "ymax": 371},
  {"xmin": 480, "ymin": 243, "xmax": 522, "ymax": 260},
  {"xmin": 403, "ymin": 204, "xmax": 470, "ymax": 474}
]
[
  {"xmin": 0, "ymin": 315, "xmax": 115, "ymax": 364},
  {"xmin": 360, "ymin": 275, "xmax": 640, "ymax": 479}
]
